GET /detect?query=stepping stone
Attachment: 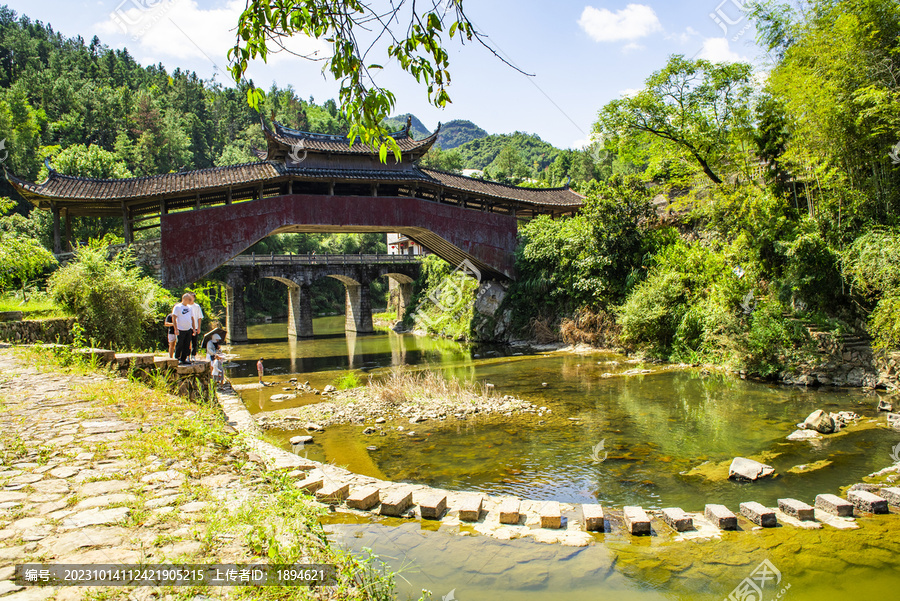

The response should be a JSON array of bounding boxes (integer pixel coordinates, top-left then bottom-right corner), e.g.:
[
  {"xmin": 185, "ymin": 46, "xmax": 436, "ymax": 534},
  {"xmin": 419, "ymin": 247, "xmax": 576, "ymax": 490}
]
[
  {"xmin": 48, "ymin": 466, "xmax": 80, "ymax": 479},
  {"xmin": 815, "ymin": 494, "xmax": 854, "ymax": 517},
  {"xmin": 73, "ymin": 493, "xmax": 136, "ymax": 511},
  {"xmin": 0, "ymin": 492, "xmax": 27, "ymax": 503},
  {"xmin": 140, "ymin": 470, "xmax": 186, "ymax": 485},
  {"xmin": 457, "ymin": 496, "xmax": 483, "ymax": 522},
  {"xmin": 660, "ymin": 507, "xmax": 693, "ymax": 532},
  {"xmin": 539, "ymin": 502, "xmax": 562, "ymax": 529},
  {"xmin": 78, "ymin": 480, "xmax": 130, "ymax": 496},
  {"xmin": 623, "ymin": 506, "xmax": 651, "ymax": 535},
  {"xmin": 417, "ymin": 492, "xmax": 447, "ymax": 520},
  {"xmin": 499, "ymin": 498, "xmax": 521, "ymax": 525},
  {"xmin": 582, "ymin": 504, "xmax": 604, "ymax": 532},
  {"xmin": 346, "ymin": 486, "xmax": 380, "ymax": 510},
  {"xmin": 740, "ymin": 502, "xmax": 777, "ymax": 527},
  {"xmin": 380, "ymin": 489, "xmax": 413, "ymax": 517},
  {"xmin": 778, "ymin": 498, "xmax": 815, "ymax": 521},
  {"xmin": 61, "ymin": 507, "xmax": 130, "ymax": 529},
  {"xmin": 879, "ymin": 487, "xmax": 900, "ymax": 506},
  {"xmin": 179, "ymin": 501, "xmax": 208, "ymax": 513},
  {"xmin": 705, "ymin": 504, "xmax": 738, "ymax": 530},
  {"xmin": 296, "ymin": 477, "xmax": 324, "ymax": 494},
  {"xmin": 316, "ymin": 483, "xmax": 350, "ymax": 504},
  {"xmin": 848, "ymin": 490, "xmax": 889, "ymax": 514}
]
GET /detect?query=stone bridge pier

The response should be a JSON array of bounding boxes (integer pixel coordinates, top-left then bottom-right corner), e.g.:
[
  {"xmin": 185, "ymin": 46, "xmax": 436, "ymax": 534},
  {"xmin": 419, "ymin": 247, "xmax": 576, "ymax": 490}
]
[{"xmin": 217, "ymin": 257, "xmax": 421, "ymax": 343}]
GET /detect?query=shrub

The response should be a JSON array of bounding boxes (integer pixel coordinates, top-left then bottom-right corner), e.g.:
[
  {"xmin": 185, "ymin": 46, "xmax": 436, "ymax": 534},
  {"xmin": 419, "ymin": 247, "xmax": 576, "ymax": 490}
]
[
  {"xmin": 404, "ymin": 254, "xmax": 478, "ymax": 340},
  {"xmin": 869, "ymin": 295, "xmax": 900, "ymax": 351},
  {"xmin": 48, "ymin": 244, "xmax": 176, "ymax": 350}
]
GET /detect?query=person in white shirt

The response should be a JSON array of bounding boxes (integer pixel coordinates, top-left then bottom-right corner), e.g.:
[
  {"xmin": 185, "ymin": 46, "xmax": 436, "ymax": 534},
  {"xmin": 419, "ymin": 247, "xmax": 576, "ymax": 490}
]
[
  {"xmin": 188, "ymin": 293, "xmax": 204, "ymax": 361},
  {"xmin": 172, "ymin": 294, "xmax": 196, "ymax": 365}
]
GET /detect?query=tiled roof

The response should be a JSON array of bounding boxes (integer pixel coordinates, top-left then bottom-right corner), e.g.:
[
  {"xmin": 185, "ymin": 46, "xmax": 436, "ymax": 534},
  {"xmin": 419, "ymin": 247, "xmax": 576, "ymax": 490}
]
[
  {"xmin": 6, "ymin": 162, "xmax": 282, "ymax": 201},
  {"xmin": 262, "ymin": 119, "xmax": 439, "ymax": 156},
  {"xmin": 6, "ymin": 162, "xmax": 582, "ymax": 209},
  {"xmin": 420, "ymin": 168, "xmax": 584, "ymax": 208}
]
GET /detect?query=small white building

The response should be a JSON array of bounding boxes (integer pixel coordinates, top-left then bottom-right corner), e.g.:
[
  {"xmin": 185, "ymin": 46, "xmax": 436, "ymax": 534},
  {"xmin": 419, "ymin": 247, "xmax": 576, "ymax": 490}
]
[{"xmin": 387, "ymin": 233, "xmax": 427, "ymax": 256}]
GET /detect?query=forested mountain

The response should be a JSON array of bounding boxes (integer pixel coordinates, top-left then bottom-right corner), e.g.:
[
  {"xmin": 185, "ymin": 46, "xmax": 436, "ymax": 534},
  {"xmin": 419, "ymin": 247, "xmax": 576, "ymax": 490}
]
[
  {"xmin": 453, "ymin": 132, "xmax": 561, "ymax": 181},
  {"xmin": 437, "ymin": 119, "xmax": 488, "ymax": 149}
]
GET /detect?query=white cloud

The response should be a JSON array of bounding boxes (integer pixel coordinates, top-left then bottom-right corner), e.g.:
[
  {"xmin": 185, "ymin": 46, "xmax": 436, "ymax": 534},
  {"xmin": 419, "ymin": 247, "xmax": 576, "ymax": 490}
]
[
  {"xmin": 697, "ymin": 37, "xmax": 748, "ymax": 63},
  {"xmin": 621, "ymin": 42, "xmax": 644, "ymax": 53},
  {"xmin": 97, "ymin": 0, "xmax": 328, "ymax": 74},
  {"xmin": 619, "ymin": 88, "xmax": 641, "ymax": 98},
  {"xmin": 578, "ymin": 4, "xmax": 662, "ymax": 42},
  {"xmin": 666, "ymin": 27, "xmax": 700, "ymax": 45}
]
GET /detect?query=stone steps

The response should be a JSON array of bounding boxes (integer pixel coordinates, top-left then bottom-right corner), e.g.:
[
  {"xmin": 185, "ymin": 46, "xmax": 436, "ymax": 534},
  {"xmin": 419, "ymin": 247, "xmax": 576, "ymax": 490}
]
[{"xmin": 284, "ymin": 469, "xmax": 899, "ymax": 540}]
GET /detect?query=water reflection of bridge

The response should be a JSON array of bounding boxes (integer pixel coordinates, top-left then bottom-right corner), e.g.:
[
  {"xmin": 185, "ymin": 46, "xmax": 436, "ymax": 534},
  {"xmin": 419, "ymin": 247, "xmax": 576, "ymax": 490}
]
[{"xmin": 217, "ymin": 254, "xmax": 421, "ymax": 343}]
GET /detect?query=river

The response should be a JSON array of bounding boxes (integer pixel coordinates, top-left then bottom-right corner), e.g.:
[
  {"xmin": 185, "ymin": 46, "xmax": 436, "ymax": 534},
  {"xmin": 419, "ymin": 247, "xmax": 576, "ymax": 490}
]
[{"xmin": 226, "ymin": 316, "xmax": 900, "ymax": 600}]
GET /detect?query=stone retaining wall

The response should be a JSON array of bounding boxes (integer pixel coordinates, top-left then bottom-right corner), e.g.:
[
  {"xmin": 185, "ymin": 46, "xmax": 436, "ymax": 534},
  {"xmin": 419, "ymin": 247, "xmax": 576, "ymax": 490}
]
[
  {"xmin": 0, "ymin": 318, "xmax": 76, "ymax": 345},
  {"xmin": 782, "ymin": 331, "xmax": 900, "ymax": 390}
]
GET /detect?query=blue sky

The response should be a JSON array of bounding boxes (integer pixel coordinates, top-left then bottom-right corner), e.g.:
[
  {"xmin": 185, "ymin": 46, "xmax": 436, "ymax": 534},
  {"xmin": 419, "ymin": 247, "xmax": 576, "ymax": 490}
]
[{"xmin": 2, "ymin": 0, "xmax": 763, "ymax": 148}]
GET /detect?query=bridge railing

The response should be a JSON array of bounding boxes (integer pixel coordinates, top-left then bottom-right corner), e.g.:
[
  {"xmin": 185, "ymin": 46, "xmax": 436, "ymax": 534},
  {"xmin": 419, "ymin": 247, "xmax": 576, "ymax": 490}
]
[{"xmin": 224, "ymin": 253, "xmax": 423, "ymax": 267}]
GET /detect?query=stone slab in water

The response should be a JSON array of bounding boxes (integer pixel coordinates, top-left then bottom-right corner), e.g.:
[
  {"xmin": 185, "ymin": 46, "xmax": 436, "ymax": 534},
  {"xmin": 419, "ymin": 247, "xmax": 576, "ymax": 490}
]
[
  {"xmin": 582, "ymin": 504, "xmax": 604, "ymax": 532},
  {"xmin": 315, "ymin": 482, "xmax": 349, "ymax": 503},
  {"xmin": 499, "ymin": 498, "xmax": 520, "ymax": 525},
  {"xmin": 623, "ymin": 506, "xmax": 651, "ymax": 535},
  {"xmin": 290, "ymin": 435, "xmax": 313, "ymax": 445},
  {"xmin": 815, "ymin": 494, "xmax": 855, "ymax": 517},
  {"xmin": 740, "ymin": 502, "xmax": 777, "ymax": 527},
  {"xmin": 296, "ymin": 476, "xmax": 323, "ymax": 494},
  {"xmin": 457, "ymin": 496, "xmax": 483, "ymax": 522},
  {"xmin": 778, "ymin": 498, "xmax": 815, "ymax": 521},
  {"xmin": 879, "ymin": 487, "xmax": 900, "ymax": 506},
  {"xmin": 660, "ymin": 507, "xmax": 693, "ymax": 532},
  {"xmin": 848, "ymin": 490, "xmax": 889, "ymax": 514},
  {"xmin": 539, "ymin": 501, "xmax": 562, "ymax": 529},
  {"xmin": 728, "ymin": 457, "xmax": 775, "ymax": 481},
  {"xmin": 346, "ymin": 486, "xmax": 380, "ymax": 510},
  {"xmin": 380, "ymin": 489, "xmax": 413, "ymax": 517},
  {"xmin": 417, "ymin": 492, "xmax": 447, "ymax": 520},
  {"xmin": 705, "ymin": 504, "xmax": 738, "ymax": 530}
]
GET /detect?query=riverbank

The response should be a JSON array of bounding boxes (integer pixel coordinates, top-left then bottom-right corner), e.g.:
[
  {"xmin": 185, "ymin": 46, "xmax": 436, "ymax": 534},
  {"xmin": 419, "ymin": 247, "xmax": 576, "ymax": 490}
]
[{"xmin": 0, "ymin": 344, "xmax": 395, "ymax": 599}]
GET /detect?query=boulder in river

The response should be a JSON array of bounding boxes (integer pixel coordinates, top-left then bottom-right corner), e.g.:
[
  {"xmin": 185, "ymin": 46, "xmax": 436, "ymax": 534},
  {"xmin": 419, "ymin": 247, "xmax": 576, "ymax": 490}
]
[
  {"xmin": 323, "ymin": 385, "xmax": 336, "ymax": 394},
  {"xmin": 305, "ymin": 422, "xmax": 325, "ymax": 432},
  {"xmin": 290, "ymin": 435, "xmax": 313, "ymax": 445},
  {"xmin": 803, "ymin": 410, "xmax": 836, "ymax": 434},
  {"xmin": 787, "ymin": 429, "xmax": 822, "ymax": 441},
  {"xmin": 728, "ymin": 457, "xmax": 776, "ymax": 482},
  {"xmin": 877, "ymin": 399, "xmax": 893, "ymax": 412}
]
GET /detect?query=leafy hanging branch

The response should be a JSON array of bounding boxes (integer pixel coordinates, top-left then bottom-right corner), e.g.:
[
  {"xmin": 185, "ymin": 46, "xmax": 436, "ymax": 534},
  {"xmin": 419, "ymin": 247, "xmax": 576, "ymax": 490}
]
[{"xmin": 229, "ymin": 1, "xmax": 527, "ymax": 161}]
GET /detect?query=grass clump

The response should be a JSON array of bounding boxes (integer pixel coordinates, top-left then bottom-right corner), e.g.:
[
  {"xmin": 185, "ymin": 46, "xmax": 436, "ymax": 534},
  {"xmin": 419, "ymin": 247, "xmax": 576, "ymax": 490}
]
[
  {"xmin": 334, "ymin": 372, "xmax": 362, "ymax": 390},
  {"xmin": 367, "ymin": 367, "xmax": 491, "ymax": 406}
]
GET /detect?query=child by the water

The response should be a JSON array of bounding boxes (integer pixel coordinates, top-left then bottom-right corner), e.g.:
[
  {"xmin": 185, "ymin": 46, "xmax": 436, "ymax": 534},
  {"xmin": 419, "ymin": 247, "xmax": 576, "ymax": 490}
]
[
  {"xmin": 211, "ymin": 354, "xmax": 225, "ymax": 384},
  {"xmin": 257, "ymin": 358, "xmax": 264, "ymax": 385}
]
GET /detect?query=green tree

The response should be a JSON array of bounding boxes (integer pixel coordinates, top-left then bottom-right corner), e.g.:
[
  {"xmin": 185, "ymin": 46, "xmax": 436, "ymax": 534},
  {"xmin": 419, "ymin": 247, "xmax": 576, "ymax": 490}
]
[
  {"xmin": 596, "ymin": 56, "xmax": 754, "ymax": 185},
  {"xmin": 0, "ymin": 199, "xmax": 57, "ymax": 300},
  {"xmin": 419, "ymin": 146, "xmax": 464, "ymax": 173}
]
